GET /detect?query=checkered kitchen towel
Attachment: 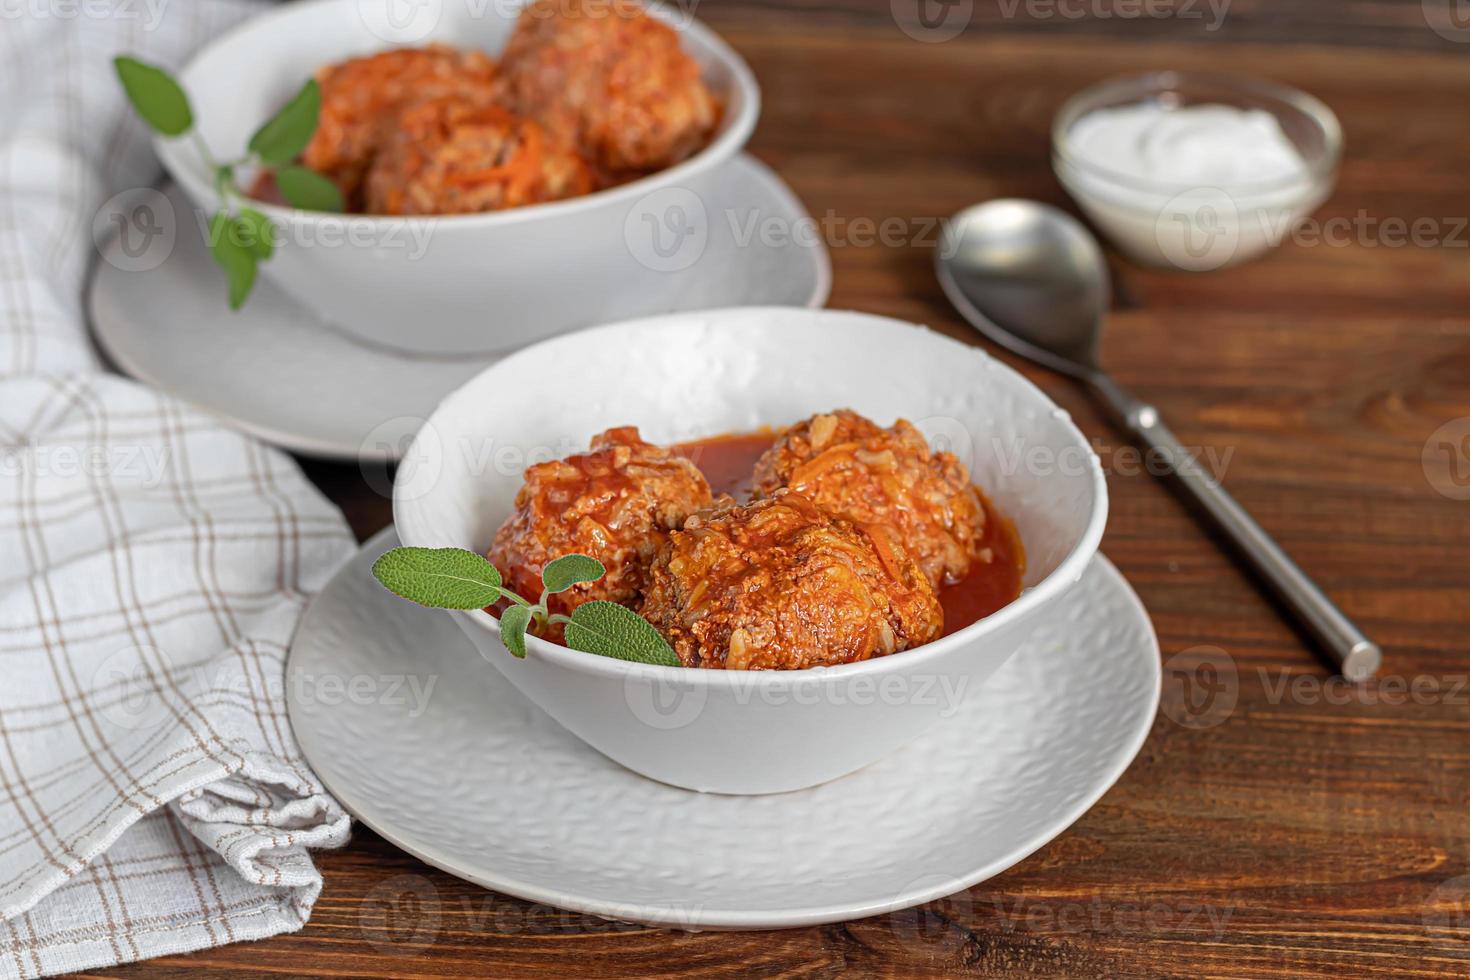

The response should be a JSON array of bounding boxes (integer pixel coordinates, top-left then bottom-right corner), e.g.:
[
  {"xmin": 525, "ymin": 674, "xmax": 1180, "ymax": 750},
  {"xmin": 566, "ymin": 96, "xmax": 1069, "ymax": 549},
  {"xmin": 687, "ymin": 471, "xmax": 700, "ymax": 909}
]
[{"xmin": 0, "ymin": 2, "xmax": 356, "ymax": 976}]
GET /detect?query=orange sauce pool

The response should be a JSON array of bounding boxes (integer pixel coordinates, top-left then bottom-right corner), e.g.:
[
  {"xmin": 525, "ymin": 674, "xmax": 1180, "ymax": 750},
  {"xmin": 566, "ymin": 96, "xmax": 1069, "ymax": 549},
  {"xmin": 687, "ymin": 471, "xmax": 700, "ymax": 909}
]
[{"xmin": 671, "ymin": 431, "xmax": 1025, "ymax": 636}]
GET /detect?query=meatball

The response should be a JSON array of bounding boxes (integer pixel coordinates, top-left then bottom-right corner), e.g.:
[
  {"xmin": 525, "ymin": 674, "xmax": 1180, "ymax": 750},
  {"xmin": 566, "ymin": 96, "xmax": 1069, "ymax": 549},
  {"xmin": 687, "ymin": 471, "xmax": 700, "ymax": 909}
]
[
  {"xmin": 302, "ymin": 45, "xmax": 499, "ymax": 207},
  {"xmin": 752, "ymin": 410, "xmax": 988, "ymax": 588},
  {"xmin": 364, "ymin": 97, "xmax": 592, "ymax": 215},
  {"xmin": 488, "ymin": 427, "xmax": 711, "ymax": 630},
  {"xmin": 494, "ymin": 0, "xmax": 718, "ymax": 176},
  {"xmin": 639, "ymin": 493, "xmax": 943, "ymax": 670}
]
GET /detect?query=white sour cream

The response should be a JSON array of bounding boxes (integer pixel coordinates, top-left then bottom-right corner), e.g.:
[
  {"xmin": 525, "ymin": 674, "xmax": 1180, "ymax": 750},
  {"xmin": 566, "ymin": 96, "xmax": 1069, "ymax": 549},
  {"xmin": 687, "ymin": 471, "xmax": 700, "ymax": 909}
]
[
  {"xmin": 1055, "ymin": 99, "xmax": 1331, "ymax": 270},
  {"xmin": 1067, "ymin": 102, "xmax": 1310, "ymax": 187}
]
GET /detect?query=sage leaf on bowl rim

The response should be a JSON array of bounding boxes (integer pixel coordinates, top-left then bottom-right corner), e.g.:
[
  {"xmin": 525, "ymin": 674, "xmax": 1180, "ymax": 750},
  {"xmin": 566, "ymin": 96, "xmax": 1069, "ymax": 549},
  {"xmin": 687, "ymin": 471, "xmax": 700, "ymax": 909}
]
[
  {"xmin": 248, "ymin": 78, "xmax": 322, "ymax": 166},
  {"xmin": 372, "ymin": 547, "xmax": 504, "ymax": 610},
  {"xmin": 564, "ymin": 600, "xmax": 680, "ymax": 667},
  {"xmin": 276, "ymin": 165, "xmax": 345, "ymax": 213},
  {"xmin": 498, "ymin": 603, "xmax": 533, "ymax": 659}
]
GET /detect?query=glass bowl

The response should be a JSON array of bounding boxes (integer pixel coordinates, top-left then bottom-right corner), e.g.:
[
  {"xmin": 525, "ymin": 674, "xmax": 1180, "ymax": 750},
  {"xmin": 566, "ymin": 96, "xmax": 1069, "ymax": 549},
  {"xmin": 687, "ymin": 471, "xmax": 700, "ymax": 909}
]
[{"xmin": 1052, "ymin": 71, "xmax": 1342, "ymax": 271}]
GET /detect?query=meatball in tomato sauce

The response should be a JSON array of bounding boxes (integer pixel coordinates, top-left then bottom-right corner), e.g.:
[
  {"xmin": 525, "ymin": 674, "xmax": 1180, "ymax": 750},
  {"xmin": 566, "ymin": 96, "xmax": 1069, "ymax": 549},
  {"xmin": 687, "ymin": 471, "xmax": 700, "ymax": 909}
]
[
  {"xmin": 639, "ymin": 493, "xmax": 943, "ymax": 670},
  {"xmin": 488, "ymin": 427, "xmax": 712, "ymax": 629},
  {"xmin": 301, "ymin": 45, "xmax": 499, "ymax": 208},
  {"xmin": 494, "ymin": 0, "xmax": 719, "ymax": 178},
  {"xmin": 752, "ymin": 410, "xmax": 988, "ymax": 589},
  {"xmin": 364, "ymin": 98, "xmax": 592, "ymax": 215}
]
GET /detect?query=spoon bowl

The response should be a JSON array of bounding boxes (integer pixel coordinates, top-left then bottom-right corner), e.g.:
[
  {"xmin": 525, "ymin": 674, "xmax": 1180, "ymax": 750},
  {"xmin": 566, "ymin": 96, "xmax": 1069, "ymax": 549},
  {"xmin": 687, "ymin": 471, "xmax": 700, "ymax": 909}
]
[{"xmin": 939, "ymin": 200, "xmax": 1108, "ymax": 378}]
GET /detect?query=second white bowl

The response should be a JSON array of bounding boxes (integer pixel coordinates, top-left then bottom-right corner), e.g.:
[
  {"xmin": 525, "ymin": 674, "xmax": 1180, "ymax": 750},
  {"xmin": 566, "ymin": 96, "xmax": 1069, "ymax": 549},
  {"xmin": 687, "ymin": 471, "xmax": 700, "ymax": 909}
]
[{"xmin": 156, "ymin": 0, "xmax": 760, "ymax": 355}]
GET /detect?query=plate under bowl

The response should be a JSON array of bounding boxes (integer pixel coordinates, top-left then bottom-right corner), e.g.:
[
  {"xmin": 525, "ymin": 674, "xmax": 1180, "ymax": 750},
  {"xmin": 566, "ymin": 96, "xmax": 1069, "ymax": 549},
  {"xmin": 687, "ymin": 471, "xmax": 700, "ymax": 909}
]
[
  {"xmin": 286, "ymin": 528, "xmax": 1160, "ymax": 929},
  {"xmin": 87, "ymin": 157, "xmax": 829, "ymax": 461}
]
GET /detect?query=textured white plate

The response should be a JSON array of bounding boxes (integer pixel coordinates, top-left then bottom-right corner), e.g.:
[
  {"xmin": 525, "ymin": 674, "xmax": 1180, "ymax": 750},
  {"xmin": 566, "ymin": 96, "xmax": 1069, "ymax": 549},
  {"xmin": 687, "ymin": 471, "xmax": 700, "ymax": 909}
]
[
  {"xmin": 87, "ymin": 155, "xmax": 831, "ymax": 461},
  {"xmin": 286, "ymin": 529, "xmax": 1160, "ymax": 929}
]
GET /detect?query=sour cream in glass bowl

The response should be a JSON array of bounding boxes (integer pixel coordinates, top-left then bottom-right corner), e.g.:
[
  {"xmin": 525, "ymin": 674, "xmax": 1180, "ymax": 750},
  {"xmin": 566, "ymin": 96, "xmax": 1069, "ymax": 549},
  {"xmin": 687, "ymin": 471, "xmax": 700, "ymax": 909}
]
[{"xmin": 1052, "ymin": 71, "xmax": 1341, "ymax": 271}]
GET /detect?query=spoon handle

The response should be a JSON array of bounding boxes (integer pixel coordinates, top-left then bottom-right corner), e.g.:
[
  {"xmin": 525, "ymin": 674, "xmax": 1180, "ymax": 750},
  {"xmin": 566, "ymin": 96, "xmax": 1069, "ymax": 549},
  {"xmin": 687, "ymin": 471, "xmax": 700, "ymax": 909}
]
[{"xmin": 1090, "ymin": 376, "xmax": 1381, "ymax": 682}]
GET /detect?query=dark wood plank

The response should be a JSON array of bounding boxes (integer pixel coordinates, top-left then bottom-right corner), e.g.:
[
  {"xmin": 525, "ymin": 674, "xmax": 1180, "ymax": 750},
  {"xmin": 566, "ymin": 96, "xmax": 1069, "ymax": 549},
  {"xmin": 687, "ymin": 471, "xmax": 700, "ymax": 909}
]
[
  {"xmin": 92, "ymin": 9, "xmax": 1470, "ymax": 980},
  {"xmin": 699, "ymin": 0, "xmax": 1470, "ymax": 52}
]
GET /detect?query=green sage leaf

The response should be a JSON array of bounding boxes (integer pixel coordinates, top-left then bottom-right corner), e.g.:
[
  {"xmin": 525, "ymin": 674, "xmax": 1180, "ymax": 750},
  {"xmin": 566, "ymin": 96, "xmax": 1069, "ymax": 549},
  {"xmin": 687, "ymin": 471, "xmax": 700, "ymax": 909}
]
[
  {"xmin": 236, "ymin": 207, "xmax": 275, "ymax": 259},
  {"xmin": 371, "ymin": 547, "xmax": 504, "ymax": 609},
  {"xmin": 541, "ymin": 554, "xmax": 606, "ymax": 596},
  {"xmin": 565, "ymin": 601, "xmax": 680, "ymax": 667},
  {"xmin": 206, "ymin": 212, "xmax": 257, "ymax": 311},
  {"xmin": 113, "ymin": 56, "xmax": 193, "ymax": 136},
  {"xmin": 499, "ymin": 604, "xmax": 532, "ymax": 659},
  {"xmin": 248, "ymin": 79, "xmax": 321, "ymax": 165},
  {"xmin": 275, "ymin": 165, "xmax": 344, "ymax": 213}
]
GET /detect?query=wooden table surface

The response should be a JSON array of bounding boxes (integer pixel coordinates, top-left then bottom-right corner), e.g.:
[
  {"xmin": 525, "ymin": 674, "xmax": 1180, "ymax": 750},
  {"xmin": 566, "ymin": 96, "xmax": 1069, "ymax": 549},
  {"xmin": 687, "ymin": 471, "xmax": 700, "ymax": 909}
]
[{"xmin": 91, "ymin": 3, "xmax": 1470, "ymax": 977}]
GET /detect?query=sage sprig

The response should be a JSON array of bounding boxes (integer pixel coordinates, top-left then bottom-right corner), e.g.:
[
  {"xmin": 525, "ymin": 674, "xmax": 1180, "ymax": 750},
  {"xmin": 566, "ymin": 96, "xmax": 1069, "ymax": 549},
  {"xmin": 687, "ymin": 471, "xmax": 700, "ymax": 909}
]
[
  {"xmin": 371, "ymin": 547, "xmax": 681, "ymax": 667},
  {"xmin": 113, "ymin": 56, "xmax": 345, "ymax": 310}
]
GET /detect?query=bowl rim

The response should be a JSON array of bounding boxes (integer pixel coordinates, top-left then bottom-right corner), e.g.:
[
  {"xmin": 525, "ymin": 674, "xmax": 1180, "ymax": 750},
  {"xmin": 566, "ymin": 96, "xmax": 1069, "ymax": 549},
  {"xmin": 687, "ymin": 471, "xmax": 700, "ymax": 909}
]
[
  {"xmin": 154, "ymin": 0, "xmax": 761, "ymax": 228},
  {"xmin": 1051, "ymin": 69, "xmax": 1343, "ymax": 199},
  {"xmin": 393, "ymin": 306, "xmax": 1110, "ymax": 688}
]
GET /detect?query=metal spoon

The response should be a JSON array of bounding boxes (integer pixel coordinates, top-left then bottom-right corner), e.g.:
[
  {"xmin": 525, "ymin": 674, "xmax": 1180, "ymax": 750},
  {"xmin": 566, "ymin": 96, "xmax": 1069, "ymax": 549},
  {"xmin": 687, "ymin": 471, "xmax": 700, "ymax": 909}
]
[{"xmin": 936, "ymin": 199, "xmax": 1381, "ymax": 682}]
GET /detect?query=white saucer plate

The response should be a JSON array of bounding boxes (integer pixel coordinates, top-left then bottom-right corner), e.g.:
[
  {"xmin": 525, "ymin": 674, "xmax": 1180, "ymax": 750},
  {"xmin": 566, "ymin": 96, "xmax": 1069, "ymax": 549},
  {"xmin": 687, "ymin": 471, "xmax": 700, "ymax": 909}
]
[
  {"xmin": 88, "ymin": 155, "xmax": 831, "ymax": 462},
  {"xmin": 286, "ymin": 529, "xmax": 1160, "ymax": 930}
]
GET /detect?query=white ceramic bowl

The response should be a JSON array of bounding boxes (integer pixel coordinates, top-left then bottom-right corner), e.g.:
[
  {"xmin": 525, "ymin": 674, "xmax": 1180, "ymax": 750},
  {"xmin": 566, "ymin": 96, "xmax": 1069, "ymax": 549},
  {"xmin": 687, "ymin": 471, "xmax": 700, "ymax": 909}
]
[
  {"xmin": 1052, "ymin": 71, "xmax": 1340, "ymax": 271},
  {"xmin": 155, "ymin": 0, "xmax": 760, "ymax": 356},
  {"xmin": 393, "ymin": 307, "xmax": 1108, "ymax": 794}
]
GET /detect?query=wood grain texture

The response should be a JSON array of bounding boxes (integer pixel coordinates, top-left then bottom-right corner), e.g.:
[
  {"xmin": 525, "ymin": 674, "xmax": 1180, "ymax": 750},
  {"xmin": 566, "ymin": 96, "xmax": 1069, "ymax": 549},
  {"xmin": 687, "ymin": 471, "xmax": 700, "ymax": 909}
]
[{"xmin": 89, "ymin": 5, "xmax": 1470, "ymax": 978}]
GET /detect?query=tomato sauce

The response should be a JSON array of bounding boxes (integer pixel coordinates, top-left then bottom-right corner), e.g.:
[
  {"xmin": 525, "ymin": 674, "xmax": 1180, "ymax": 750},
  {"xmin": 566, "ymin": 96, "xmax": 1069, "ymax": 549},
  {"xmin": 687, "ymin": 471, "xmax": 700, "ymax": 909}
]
[
  {"xmin": 670, "ymin": 430, "xmax": 775, "ymax": 502},
  {"xmin": 671, "ymin": 431, "xmax": 1025, "ymax": 634},
  {"xmin": 247, "ymin": 171, "xmax": 287, "ymax": 207}
]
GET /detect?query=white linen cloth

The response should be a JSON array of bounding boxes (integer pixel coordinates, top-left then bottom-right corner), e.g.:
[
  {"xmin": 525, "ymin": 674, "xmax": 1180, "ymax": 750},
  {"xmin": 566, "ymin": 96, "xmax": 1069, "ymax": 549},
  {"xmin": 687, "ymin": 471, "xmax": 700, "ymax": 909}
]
[{"xmin": 0, "ymin": 2, "xmax": 356, "ymax": 975}]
